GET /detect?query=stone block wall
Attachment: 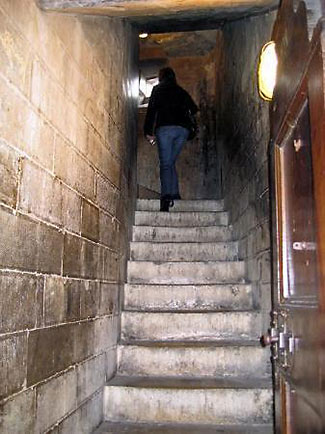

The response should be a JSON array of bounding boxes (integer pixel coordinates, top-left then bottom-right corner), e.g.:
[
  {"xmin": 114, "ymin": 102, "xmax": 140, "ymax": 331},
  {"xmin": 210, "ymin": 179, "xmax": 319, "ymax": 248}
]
[
  {"xmin": 0, "ymin": 1, "xmax": 138, "ymax": 432},
  {"xmin": 217, "ymin": 12, "xmax": 276, "ymax": 328}
]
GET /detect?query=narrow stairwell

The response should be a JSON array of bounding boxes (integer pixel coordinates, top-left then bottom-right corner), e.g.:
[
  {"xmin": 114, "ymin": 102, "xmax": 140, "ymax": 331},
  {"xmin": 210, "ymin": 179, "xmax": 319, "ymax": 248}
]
[{"xmin": 95, "ymin": 199, "xmax": 273, "ymax": 433}]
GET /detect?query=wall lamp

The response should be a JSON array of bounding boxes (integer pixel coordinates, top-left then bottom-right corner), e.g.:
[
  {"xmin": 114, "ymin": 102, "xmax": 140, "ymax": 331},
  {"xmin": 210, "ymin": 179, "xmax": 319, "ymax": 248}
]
[{"xmin": 258, "ymin": 41, "xmax": 278, "ymax": 101}]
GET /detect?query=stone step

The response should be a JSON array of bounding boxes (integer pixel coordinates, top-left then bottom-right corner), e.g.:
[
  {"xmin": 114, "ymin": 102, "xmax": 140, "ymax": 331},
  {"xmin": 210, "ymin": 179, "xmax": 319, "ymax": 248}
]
[
  {"xmin": 121, "ymin": 311, "xmax": 263, "ymax": 344},
  {"xmin": 130, "ymin": 241, "xmax": 238, "ymax": 262},
  {"xmin": 132, "ymin": 225, "xmax": 232, "ymax": 243},
  {"xmin": 123, "ymin": 284, "xmax": 253, "ymax": 312},
  {"xmin": 137, "ymin": 199, "xmax": 225, "ymax": 212},
  {"xmin": 117, "ymin": 345, "xmax": 271, "ymax": 378},
  {"xmin": 95, "ymin": 421, "xmax": 274, "ymax": 433},
  {"xmin": 127, "ymin": 261, "xmax": 245, "ymax": 285},
  {"xmin": 103, "ymin": 376, "xmax": 273, "ymax": 425},
  {"xmin": 134, "ymin": 211, "xmax": 229, "ymax": 227}
]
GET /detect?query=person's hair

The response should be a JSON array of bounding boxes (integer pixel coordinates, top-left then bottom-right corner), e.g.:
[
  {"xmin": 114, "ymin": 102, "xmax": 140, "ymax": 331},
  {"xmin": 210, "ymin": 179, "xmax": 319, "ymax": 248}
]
[{"xmin": 159, "ymin": 67, "xmax": 176, "ymax": 83}]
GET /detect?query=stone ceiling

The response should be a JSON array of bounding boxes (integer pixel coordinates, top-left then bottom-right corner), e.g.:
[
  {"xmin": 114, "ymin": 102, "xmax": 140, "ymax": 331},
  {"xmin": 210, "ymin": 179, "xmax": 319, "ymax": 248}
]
[
  {"xmin": 39, "ymin": 0, "xmax": 279, "ymax": 32},
  {"xmin": 141, "ymin": 31, "xmax": 220, "ymax": 57}
]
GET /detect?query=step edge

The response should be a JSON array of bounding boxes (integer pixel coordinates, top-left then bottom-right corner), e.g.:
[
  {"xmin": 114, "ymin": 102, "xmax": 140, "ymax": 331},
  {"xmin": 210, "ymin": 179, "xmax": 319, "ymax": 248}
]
[
  {"xmin": 130, "ymin": 241, "xmax": 238, "ymax": 245},
  {"xmin": 124, "ymin": 283, "xmax": 252, "ymax": 288},
  {"xmin": 119, "ymin": 339, "xmax": 263, "ymax": 346},
  {"xmin": 97, "ymin": 421, "xmax": 274, "ymax": 428},
  {"xmin": 127, "ymin": 260, "xmax": 245, "ymax": 264},
  {"xmin": 104, "ymin": 376, "xmax": 273, "ymax": 390}
]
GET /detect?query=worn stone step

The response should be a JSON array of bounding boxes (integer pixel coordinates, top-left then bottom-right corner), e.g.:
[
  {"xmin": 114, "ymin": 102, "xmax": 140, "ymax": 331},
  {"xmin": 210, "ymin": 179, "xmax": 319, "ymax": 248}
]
[
  {"xmin": 132, "ymin": 226, "xmax": 232, "ymax": 242},
  {"xmin": 135, "ymin": 211, "xmax": 229, "ymax": 227},
  {"xmin": 121, "ymin": 311, "xmax": 263, "ymax": 343},
  {"xmin": 103, "ymin": 376, "xmax": 273, "ymax": 425},
  {"xmin": 137, "ymin": 199, "xmax": 225, "ymax": 212},
  {"xmin": 130, "ymin": 241, "xmax": 238, "ymax": 262},
  {"xmin": 95, "ymin": 421, "xmax": 273, "ymax": 433},
  {"xmin": 117, "ymin": 345, "xmax": 271, "ymax": 379},
  {"xmin": 127, "ymin": 261, "xmax": 245, "ymax": 285},
  {"xmin": 123, "ymin": 284, "xmax": 253, "ymax": 312}
]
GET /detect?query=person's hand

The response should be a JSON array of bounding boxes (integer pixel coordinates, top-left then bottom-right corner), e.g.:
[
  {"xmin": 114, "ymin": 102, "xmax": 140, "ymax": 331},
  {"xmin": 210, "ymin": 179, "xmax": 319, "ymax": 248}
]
[{"xmin": 146, "ymin": 135, "xmax": 156, "ymax": 145}]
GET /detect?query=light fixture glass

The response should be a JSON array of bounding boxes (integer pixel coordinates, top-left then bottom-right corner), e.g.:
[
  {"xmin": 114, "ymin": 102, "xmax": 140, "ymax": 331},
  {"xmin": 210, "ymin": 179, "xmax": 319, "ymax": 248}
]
[
  {"xmin": 139, "ymin": 33, "xmax": 149, "ymax": 39},
  {"xmin": 258, "ymin": 41, "xmax": 278, "ymax": 101}
]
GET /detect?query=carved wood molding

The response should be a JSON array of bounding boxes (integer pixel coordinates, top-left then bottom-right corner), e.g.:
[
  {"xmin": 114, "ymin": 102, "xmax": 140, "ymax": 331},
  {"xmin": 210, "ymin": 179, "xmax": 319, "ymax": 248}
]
[
  {"xmin": 270, "ymin": 0, "xmax": 325, "ymax": 310},
  {"xmin": 270, "ymin": 1, "xmax": 324, "ymax": 139},
  {"xmin": 270, "ymin": 0, "xmax": 310, "ymax": 139}
]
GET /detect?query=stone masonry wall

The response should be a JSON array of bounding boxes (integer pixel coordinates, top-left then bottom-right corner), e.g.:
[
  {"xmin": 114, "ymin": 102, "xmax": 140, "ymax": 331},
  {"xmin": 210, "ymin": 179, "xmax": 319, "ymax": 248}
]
[
  {"xmin": 217, "ymin": 12, "xmax": 276, "ymax": 328},
  {"xmin": 0, "ymin": 1, "xmax": 138, "ymax": 432}
]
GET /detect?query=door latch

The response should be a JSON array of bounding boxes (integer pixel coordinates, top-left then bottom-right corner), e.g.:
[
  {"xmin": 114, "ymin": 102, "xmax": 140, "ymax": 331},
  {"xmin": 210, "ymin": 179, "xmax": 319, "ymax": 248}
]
[{"xmin": 260, "ymin": 327, "xmax": 279, "ymax": 347}]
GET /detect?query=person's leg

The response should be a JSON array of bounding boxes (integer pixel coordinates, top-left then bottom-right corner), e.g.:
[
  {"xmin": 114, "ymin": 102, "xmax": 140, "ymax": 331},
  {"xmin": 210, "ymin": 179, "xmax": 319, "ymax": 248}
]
[
  {"xmin": 170, "ymin": 127, "xmax": 189, "ymax": 198},
  {"xmin": 156, "ymin": 126, "xmax": 174, "ymax": 200}
]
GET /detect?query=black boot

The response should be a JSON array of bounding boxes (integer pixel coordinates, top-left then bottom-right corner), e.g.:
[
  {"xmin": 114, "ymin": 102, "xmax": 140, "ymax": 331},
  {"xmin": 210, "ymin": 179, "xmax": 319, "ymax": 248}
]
[{"xmin": 160, "ymin": 198, "xmax": 170, "ymax": 212}]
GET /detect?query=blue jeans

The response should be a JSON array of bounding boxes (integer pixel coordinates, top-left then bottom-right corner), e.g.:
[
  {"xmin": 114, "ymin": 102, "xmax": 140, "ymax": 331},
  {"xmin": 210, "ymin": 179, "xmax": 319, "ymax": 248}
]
[{"xmin": 156, "ymin": 126, "xmax": 189, "ymax": 198}]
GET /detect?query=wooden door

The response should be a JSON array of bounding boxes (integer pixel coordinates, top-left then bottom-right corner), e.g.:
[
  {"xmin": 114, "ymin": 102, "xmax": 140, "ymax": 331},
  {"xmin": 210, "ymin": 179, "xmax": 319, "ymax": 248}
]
[{"xmin": 267, "ymin": 1, "xmax": 325, "ymax": 432}]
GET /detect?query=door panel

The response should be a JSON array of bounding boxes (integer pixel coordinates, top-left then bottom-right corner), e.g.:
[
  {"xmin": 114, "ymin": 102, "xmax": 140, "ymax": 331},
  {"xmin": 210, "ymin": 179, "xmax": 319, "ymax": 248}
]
[
  {"xmin": 277, "ymin": 101, "xmax": 318, "ymax": 301},
  {"xmin": 269, "ymin": 1, "xmax": 325, "ymax": 432}
]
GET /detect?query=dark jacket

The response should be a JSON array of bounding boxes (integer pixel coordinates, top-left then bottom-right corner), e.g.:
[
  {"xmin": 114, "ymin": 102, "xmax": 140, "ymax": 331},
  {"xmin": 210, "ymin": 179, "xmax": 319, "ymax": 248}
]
[{"xmin": 144, "ymin": 79, "xmax": 198, "ymax": 136}]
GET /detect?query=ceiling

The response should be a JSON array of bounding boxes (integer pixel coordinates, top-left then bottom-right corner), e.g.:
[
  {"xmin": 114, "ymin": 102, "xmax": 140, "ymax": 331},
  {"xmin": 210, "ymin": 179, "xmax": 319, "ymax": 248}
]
[
  {"xmin": 141, "ymin": 31, "xmax": 220, "ymax": 57},
  {"xmin": 40, "ymin": 0, "xmax": 279, "ymax": 32}
]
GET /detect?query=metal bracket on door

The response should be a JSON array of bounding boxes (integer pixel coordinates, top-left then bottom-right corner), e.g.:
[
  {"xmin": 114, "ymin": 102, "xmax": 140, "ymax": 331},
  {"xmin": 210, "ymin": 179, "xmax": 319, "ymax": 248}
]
[
  {"xmin": 260, "ymin": 310, "xmax": 295, "ymax": 368},
  {"xmin": 293, "ymin": 241, "xmax": 316, "ymax": 250}
]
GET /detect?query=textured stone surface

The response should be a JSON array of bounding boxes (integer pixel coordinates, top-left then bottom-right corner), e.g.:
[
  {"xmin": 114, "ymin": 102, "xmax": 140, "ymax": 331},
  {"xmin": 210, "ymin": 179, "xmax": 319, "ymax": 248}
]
[
  {"xmin": 127, "ymin": 261, "xmax": 245, "ymax": 285},
  {"xmin": 124, "ymin": 283, "xmax": 252, "ymax": 311},
  {"xmin": 134, "ymin": 211, "xmax": 228, "ymax": 227},
  {"xmin": 217, "ymin": 12, "xmax": 276, "ymax": 330},
  {"xmin": 106, "ymin": 198, "xmax": 272, "ymax": 430},
  {"xmin": 0, "ymin": 206, "xmax": 63, "ymax": 274},
  {"xmin": 0, "ymin": 0, "xmax": 282, "ymax": 429},
  {"xmin": 0, "ymin": 140, "xmax": 19, "ymax": 208},
  {"xmin": 39, "ymin": 0, "xmax": 279, "ymax": 33},
  {"xmin": 76, "ymin": 354, "xmax": 106, "ymax": 404},
  {"xmin": 132, "ymin": 226, "xmax": 232, "ymax": 243},
  {"xmin": 19, "ymin": 159, "xmax": 63, "ymax": 225},
  {"xmin": 35, "ymin": 369, "xmax": 77, "ymax": 433},
  {"xmin": 0, "ymin": 272, "xmax": 43, "ymax": 333},
  {"xmin": 44, "ymin": 276, "xmax": 70, "ymax": 325},
  {"xmin": 57, "ymin": 390, "xmax": 103, "ymax": 434},
  {"xmin": 0, "ymin": 389, "xmax": 36, "ymax": 433},
  {"xmin": 117, "ymin": 345, "xmax": 271, "ymax": 378},
  {"xmin": 82, "ymin": 199, "xmax": 100, "ymax": 242},
  {"xmin": 104, "ymin": 382, "xmax": 272, "ymax": 425},
  {"xmin": 0, "ymin": 333, "xmax": 27, "ymax": 400},
  {"xmin": 136, "ymin": 199, "xmax": 224, "ymax": 212},
  {"xmin": 27, "ymin": 324, "xmax": 77, "ymax": 386},
  {"xmin": 121, "ymin": 311, "xmax": 263, "ymax": 343},
  {"xmin": 0, "ymin": 3, "xmax": 138, "ymax": 426},
  {"xmin": 130, "ymin": 241, "xmax": 238, "ymax": 262}
]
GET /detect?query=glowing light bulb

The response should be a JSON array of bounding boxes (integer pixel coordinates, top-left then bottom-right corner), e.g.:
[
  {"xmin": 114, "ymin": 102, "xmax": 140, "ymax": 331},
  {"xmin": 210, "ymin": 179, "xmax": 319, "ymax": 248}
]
[
  {"xmin": 258, "ymin": 41, "xmax": 278, "ymax": 101},
  {"xmin": 139, "ymin": 33, "xmax": 148, "ymax": 39}
]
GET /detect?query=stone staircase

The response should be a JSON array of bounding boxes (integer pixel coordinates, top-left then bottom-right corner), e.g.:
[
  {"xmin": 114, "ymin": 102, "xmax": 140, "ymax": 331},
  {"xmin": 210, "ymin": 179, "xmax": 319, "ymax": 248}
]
[{"xmin": 95, "ymin": 199, "xmax": 273, "ymax": 433}]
